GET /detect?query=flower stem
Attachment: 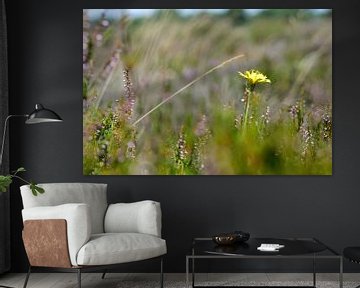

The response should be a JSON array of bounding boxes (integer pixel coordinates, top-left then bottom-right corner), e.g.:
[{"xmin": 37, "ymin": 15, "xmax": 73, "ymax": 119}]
[
  {"xmin": 12, "ymin": 175, "xmax": 31, "ymax": 185},
  {"xmin": 243, "ymin": 85, "xmax": 254, "ymax": 129}
]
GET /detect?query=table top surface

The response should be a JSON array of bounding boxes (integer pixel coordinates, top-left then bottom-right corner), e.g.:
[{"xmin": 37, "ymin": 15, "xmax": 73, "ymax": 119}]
[{"xmin": 190, "ymin": 237, "xmax": 340, "ymax": 257}]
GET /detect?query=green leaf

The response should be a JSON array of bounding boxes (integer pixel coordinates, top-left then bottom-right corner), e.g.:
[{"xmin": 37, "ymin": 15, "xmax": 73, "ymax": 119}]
[
  {"xmin": 30, "ymin": 182, "xmax": 44, "ymax": 196},
  {"xmin": 0, "ymin": 175, "xmax": 13, "ymax": 192},
  {"xmin": 35, "ymin": 185, "xmax": 45, "ymax": 194},
  {"xmin": 15, "ymin": 167, "xmax": 26, "ymax": 173},
  {"xmin": 11, "ymin": 167, "xmax": 26, "ymax": 176}
]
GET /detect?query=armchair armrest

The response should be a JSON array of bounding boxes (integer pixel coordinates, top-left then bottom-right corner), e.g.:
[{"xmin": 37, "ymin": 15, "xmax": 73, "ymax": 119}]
[
  {"xmin": 104, "ymin": 200, "xmax": 162, "ymax": 237},
  {"xmin": 22, "ymin": 203, "xmax": 91, "ymax": 266}
]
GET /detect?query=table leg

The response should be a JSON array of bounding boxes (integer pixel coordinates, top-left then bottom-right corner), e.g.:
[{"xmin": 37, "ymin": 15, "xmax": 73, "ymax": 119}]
[
  {"xmin": 313, "ymin": 254, "xmax": 316, "ymax": 287},
  {"xmin": 339, "ymin": 257, "xmax": 343, "ymax": 288},
  {"xmin": 186, "ymin": 257, "xmax": 189, "ymax": 288},
  {"xmin": 192, "ymin": 246, "xmax": 195, "ymax": 288},
  {"xmin": 192, "ymin": 257, "xmax": 195, "ymax": 288}
]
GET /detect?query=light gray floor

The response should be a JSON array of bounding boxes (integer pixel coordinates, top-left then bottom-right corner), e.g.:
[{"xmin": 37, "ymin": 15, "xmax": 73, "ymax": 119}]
[{"xmin": 0, "ymin": 273, "xmax": 360, "ymax": 288}]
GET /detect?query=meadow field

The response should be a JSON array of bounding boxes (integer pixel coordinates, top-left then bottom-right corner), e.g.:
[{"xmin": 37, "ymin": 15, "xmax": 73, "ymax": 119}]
[{"xmin": 83, "ymin": 9, "xmax": 332, "ymax": 175}]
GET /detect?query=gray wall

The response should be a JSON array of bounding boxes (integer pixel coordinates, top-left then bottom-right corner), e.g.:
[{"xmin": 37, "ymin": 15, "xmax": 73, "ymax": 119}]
[{"xmin": 5, "ymin": 0, "xmax": 360, "ymax": 273}]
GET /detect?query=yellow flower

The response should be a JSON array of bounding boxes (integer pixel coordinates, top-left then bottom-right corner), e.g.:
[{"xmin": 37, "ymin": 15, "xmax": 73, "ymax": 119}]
[{"xmin": 238, "ymin": 69, "xmax": 271, "ymax": 86}]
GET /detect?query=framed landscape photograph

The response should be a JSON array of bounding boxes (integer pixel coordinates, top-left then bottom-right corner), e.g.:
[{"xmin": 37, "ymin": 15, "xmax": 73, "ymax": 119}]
[{"xmin": 83, "ymin": 9, "xmax": 332, "ymax": 175}]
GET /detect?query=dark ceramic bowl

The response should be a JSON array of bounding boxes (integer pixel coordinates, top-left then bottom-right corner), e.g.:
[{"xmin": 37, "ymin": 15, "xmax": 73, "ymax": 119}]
[
  {"xmin": 212, "ymin": 231, "xmax": 250, "ymax": 246},
  {"xmin": 212, "ymin": 233, "xmax": 237, "ymax": 245}
]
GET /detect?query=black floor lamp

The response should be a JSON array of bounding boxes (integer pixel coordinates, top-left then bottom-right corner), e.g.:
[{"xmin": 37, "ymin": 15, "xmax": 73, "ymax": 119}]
[
  {"xmin": 0, "ymin": 103, "xmax": 62, "ymax": 288},
  {"xmin": 0, "ymin": 103, "xmax": 63, "ymax": 167}
]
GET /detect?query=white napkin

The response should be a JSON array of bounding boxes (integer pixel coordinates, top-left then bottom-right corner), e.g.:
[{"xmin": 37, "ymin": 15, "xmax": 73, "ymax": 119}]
[{"xmin": 257, "ymin": 243, "xmax": 285, "ymax": 251}]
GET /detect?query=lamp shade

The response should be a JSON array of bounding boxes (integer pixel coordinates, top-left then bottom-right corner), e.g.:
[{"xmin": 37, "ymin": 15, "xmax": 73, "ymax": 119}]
[{"xmin": 25, "ymin": 104, "xmax": 63, "ymax": 124}]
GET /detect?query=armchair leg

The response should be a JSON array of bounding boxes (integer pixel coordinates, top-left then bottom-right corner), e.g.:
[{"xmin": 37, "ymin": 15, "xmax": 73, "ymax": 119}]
[
  {"xmin": 160, "ymin": 257, "xmax": 164, "ymax": 288},
  {"xmin": 101, "ymin": 270, "xmax": 107, "ymax": 279},
  {"xmin": 23, "ymin": 266, "xmax": 31, "ymax": 288},
  {"xmin": 77, "ymin": 268, "xmax": 81, "ymax": 288}
]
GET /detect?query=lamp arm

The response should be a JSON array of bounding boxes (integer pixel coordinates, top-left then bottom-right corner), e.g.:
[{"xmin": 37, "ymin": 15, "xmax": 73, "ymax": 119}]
[{"xmin": 0, "ymin": 114, "xmax": 28, "ymax": 169}]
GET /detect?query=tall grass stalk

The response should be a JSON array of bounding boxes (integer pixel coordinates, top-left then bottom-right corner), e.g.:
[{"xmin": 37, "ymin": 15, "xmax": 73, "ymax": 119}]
[{"xmin": 132, "ymin": 54, "xmax": 245, "ymax": 126}]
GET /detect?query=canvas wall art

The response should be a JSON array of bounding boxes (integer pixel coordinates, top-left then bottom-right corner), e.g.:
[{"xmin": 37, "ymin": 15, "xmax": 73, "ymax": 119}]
[{"xmin": 83, "ymin": 9, "xmax": 332, "ymax": 175}]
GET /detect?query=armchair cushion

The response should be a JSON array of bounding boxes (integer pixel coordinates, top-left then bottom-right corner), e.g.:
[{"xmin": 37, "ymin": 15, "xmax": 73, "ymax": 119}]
[
  {"xmin": 20, "ymin": 183, "xmax": 108, "ymax": 234},
  {"xmin": 104, "ymin": 201, "xmax": 162, "ymax": 237},
  {"xmin": 22, "ymin": 203, "xmax": 91, "ymax": 266},
  {"xmin": 76, "ymin": 233, "xmax": 166, "ymax": 266}
]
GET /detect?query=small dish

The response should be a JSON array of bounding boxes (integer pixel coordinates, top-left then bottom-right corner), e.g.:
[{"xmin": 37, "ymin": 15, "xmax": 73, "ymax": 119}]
[{"xmin": 212, "ymin": 233, "xmax": 237, "ymax": 245}]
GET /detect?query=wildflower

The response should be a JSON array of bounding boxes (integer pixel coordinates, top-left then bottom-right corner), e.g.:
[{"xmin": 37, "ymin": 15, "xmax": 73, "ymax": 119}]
[
  {"xmin": 174, "ymin": 128, "xmax": 189, "ymax": 174},
  {"xmin": 121, "ymin": 69, "xmax": 135, "ymax": 120},
  {"xmin": 238, "ymin": 69, "xmax": 271, "ymax": 89},
  {"xmin": 289, "ymin": 104, "xmax": 299, "ymax": 120},
  {"xmin": 288, "ymin": 100, "xmax": 305, "ymax": 130},
  {"xmin": 261, "ymin": 106, "xmax": 271, "ymax": 125},
  {"xmin": 194, "ymin": 115, "xmax": 208, "ymax": 137},
  {"xmin": 238, "ymin": 69, "xmax": 271, "ymax": 129},
  {"xmin": 126, "ymin": 141, "xmax": 136, "ymax": 159},
  {"xmin": 322, "ymin": 114, "xmax": 332, "ymax": 141},
  {"xmin": 98, "ymin": 142, "xmax": 109, "ymax": 165},
  {"xmin": 300, "ymin": 123, "xmax": 315, "ymax": 159},
  {"xmin": 82, "ymin": 11, "xmax": 93, "ymax": 75},
  {"xmin": 176, "ymin": 133, "xmax": 187, "ymax": 163}
]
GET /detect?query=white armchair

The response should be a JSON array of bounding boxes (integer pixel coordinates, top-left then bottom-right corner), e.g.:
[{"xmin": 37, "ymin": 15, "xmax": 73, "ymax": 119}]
[{"xmin": 20, "ymin": 183, "xmax": 166, "ymax": 288}]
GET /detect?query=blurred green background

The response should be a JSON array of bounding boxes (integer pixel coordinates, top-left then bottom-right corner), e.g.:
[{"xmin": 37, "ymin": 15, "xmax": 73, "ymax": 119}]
[{"xmin": 83, "ymin": 9, "xmax": 332, "ymax": 175}]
